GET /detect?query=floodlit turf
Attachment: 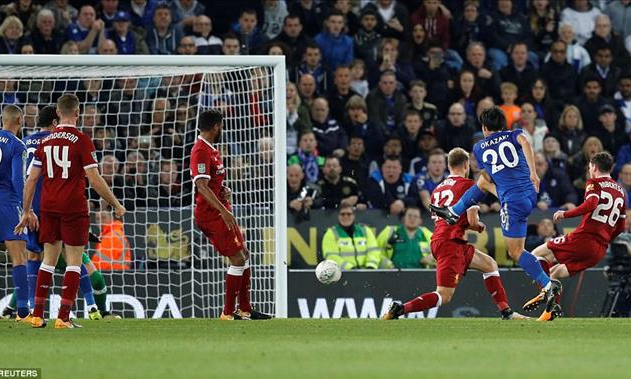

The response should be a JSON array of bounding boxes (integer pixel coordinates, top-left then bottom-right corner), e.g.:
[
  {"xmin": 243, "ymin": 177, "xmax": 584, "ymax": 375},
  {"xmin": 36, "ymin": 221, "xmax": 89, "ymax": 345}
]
[{"xmin": 1, "ymin": 318, "xmax": 631, "ymax": 379}]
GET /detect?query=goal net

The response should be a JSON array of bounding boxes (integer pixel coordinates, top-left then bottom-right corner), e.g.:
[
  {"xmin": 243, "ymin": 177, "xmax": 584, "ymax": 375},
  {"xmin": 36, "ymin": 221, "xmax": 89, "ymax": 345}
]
[{"xmin": 0, "ymin": 55, "xmax": 287, "ymax": 319}]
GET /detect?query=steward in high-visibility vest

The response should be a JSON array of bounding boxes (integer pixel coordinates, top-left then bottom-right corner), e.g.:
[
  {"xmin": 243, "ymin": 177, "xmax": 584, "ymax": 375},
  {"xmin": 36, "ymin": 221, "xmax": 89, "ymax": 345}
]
[
  {"xmin": 92, "ymin": 212, "xmax": 132, "ymax": 271},
  {"xmin": 377, "ymin": 206, "xmax": 435, "ymax": 268},
  {"xmin": 321, "ymin": 205, "xmax": 381, "ymax": 270}
]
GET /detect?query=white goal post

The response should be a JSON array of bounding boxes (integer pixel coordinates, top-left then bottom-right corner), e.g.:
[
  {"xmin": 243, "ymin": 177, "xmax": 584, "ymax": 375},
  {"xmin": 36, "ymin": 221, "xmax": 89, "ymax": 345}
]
[{"xmin": 0, "ymin": 55, "xmax": 287, "ymax": 318}]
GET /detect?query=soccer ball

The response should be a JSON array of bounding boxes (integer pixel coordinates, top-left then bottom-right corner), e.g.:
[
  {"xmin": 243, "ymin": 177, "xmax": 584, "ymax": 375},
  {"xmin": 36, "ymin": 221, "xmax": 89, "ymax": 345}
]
[{"xmin": 315, "ymin": 260, "xmax": 342, "ymax": 285}]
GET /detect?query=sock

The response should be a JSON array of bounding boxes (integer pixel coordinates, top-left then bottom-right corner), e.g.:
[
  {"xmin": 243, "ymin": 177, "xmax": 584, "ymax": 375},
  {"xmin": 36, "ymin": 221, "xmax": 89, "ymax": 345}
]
[
  {"xmin": 537, "ymin": 258, "xmax": 550, "ymax": 276},
  {"xmin": 8, "ymin": 291, "xmax": 16, "ymax": 310},
  {"xmin": 238, "ymin": 260, "xmax": 252, "ymax": 313},
  {"xmin": 79, "ymin": 265, "xmax": 96, "ymax": 308},
  {"xmin": 12, "ymin": 265, "xmax": 29, "ymax": 318},
  {"xmin": 483, "ymin": 271, "xmax": 509, "ymax": 311},
  {"xmin": 90, "ymin": 271, "xmax": 107, "ymax": 312},
  {"xmin": 403, "ymin": 291, "xmax": 442, "ymax": 314},
  {"xmin": 33, "ymin": 264, "xmax": 55, "ymax": 318},
  {"xmin": 58, "ymin": 266, "xmax": 81, "ymax": 322},
  {"xmin": 452, "ymin": 184, "xmax": 485, "ymax": 215},
  {"xmin": 27, "ymin": 259, "xmax": 41, "ymax": 309},
  {"xmin": 518, "ymin": 250, "xmax": 551, "ymax": 288},
  {"xmin": 224, "ymin": 266, "xmax": 244, "ymax": 316}
]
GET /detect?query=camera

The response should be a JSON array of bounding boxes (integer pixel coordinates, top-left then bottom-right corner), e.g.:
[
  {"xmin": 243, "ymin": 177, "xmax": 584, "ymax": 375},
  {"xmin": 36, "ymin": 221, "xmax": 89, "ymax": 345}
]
[{"xmin": 600, "ymin": 233, "xmax": 631, "ymax": 317}]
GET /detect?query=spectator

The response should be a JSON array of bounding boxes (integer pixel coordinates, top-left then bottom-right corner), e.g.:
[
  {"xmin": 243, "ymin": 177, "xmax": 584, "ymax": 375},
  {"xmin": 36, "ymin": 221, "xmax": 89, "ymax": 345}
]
[
  {"xmin": 617, "ymin": 163, "xmax": 631, "ymax": 202},
  {"xmin": 287, "ymin": 164, "xmax": 316, "ymax": 221},
  {"xmin": 534, "ymin": 152, "xmax": 578, "ymax": 210},
  {"xmin": 233, "ymin": 8, "xmax": 267, "ymax": 54},
  {"xmin": 192, "ymin": 15, "xmax": 221, "ymax": 55},
  {"xmin": 378, "ymin": 206, "xmax": 434, "ymax": 270},
  {"xmin": 294, "ymin": 43, "xmax": 327, "ymax": 94},
  {"xmin": 556, "ymin": 22, "xmax": 592, "ymax": 72},
  {"xmin": 107, "ymin": 10, "xmax": 148, "ymax": 55},
  {"xmin": 367, "ymin": 0, "xmax": 409, "ymax": 40},
  {"xmin": 288, "ymin": 0, "xmax": 325, "ymax": 37},
  {"xmin": 569, "ymin": 136, "xmax": 604, "ymax": 190},
  {"xmin": 579, "ymin": 45, "xmax": 621, "ymax": 98},
  {"xmin": 529, "ymin": 0, "xmax": 559, "ymax": 61},
  {"xmin": 396, "ymin": 110, "xmax": 423, "ymax": 162},
  {"xmin": 366, "ymin": 70, "xmax": 407, "ymax": 137},
  {"xmin": 369, "ymin": 38, "xmax": 415, "ymax": 89},
  {"xmin": 314, "ymin": 10, "xmax": 353, "ymax": 75},
  {"xmin": 575, "ymin": 76, "xmax": 613, "ymax": 135},
  {"xmin": 340, "ymin": 135, "xmax": 370, "ymax": 189},
  {"xmin": 328, "ymin": 65, "xmax": 358, "ymax": 123},
  {"xmin": 92, "ymin": 210, "xmax": 131, "ymax": 271},
  {"xmin": 409, "ymin": 129, "xmax": 439, "ymax": 176},
  {"xmin": 542, "ymin": 134, "xmax": 569, "ymax": 171},
  {"xmin": 409, "ymin": 22, "xmax": 428, "ymax": 64},
  {"xmin": 410, "ymin": 0, "xmax": 451, "ymax": 51},
  {"xmin": 66, "ymin": 5, "xmax": 105, "ymax": 54},
  {"xmin": 288, "ymin": 130, "xmax": 325, "ymax": 184},
  {"xmin": 149, "ymin": 160, "xmax": 191, "ymax": 207},
  {"xmin": 605, "ymin": 0, "xmax": 631, "ymax": 40},
  {"xmin": 273, "ymin": 14, "xmax": 313, "ymax": 67},
  {"xmin": 221, "ymin": 32, "xmax": 241, "ymax": 55},
  {"xmin": 354, "ymin": 7, "xmax": 383, "ymax": 69},
  {"xmin": 560, "ymin": 0, "xmax": 601, "ymax": 45},
  {"xmin": 297, "ymin": 73, "xmax": 317, "ymax": 115},
  {"xmin": 315, "ymin": 155, "xmax": 365, "ymax": 210},
  {"xmin": 90, "ymin": 154, "xmax": 125, "ymax": 210},
  {"xmin": 350, "ymin": 59, "xmax": 369, "ymax": 98},
  {"xmin": 261, "ymin": 0, "xmax": 287, "ymax": 40},
  {"xmin": 286, "ymin": 82, "xmax": 310, "ymax": 156},
  {"xmin": 1, "ymin": 0, "xmax": 39, "ymax": 31},
  {"xmin": 31, "ymin": 8, "xmax": 64, "ymax": 54},
  {"xmin": 517, "ymin": 102, "xmax": 549, "ymax": 153},
  {"xmin": 414, "ymin": 43, "xmax": 454, "ymax": 115},
  {"xmin": 365, "ymin": 155, "xmax": 415, "ymax": 215},
  {"xmin": 109, "ymin": 77, "xmax": 144, "ymax": 133},
  {"xmin": 451, "ymin": 0, "xmax": 494, "ymax": 59},
  {"xmin": 450, "ymin": 69, "xmax": 484, "ymax": 117},
  {"xmin": 97, "ymin": 0, "xmax": 120, "ymax": 29},
  {"xmin": 310, "ymin": 97, "xmax": 347, "ymax": 157},
  {"xmin": 60, "ymin": 39, "xmax": 78, "ymax": 54},
  {"xmin": 499, "ymin": 82, "xmax": 521, "ymax": 129},
  {"xmin": 0, "ymin": 16, "xmax": 26, "ymax": 54},
  {"xmin": 406, "ymin": 80, "xmax": 438, "ymax": 127},
  {"xmin": 488, "ymin": 0, "xmax": 535, "ymax": 71},
  {"xmin": 613, "ymin": 73, "xmax": 631, "ymax": 132},
  {"xmin": 97, "ymin": 38, "xmax": 117, "ymax": 54},
  {"xmin": 45, "ymin": 0, "xmax": 77, "ymax": 32},
  {"xmin": 343, "ymin": 95, "xmax": 384, "ymax": 161},
  {"xmin": 123, "ymin": 151, "xmax": 150, "ymax": 209},
  {"xmin": 462, "ymin": 41, "xmax": 501, "ymax": 100},
  {"xmin": 525, "ymin": 218, "xmax": 558, "ymax": 252},
  {"xmin": 615, "ymin": 134, "xmax": 631, "ymax": 176},
  {"xmin": 146, "ymin": 3, "xmax": 184, "ymax": 55},
  {"xmin": 590, "ymin": 104, "xmax": 626, "ymax": 154},
  {"xmin": 436, "ymin": 103, "xmax": 476, "ymax": 152},
  {"xmin": 584, "ymin": 14, "xmax": 630, "ymax": 71},
  {"xmin": 540, "ymin": 40, "xmax": 579, "ymax": 105},
  {"xmin": 499, "ymin": 42, "xmax": 538, "ymax": 99},
  {"xmin": 523, "ymin": 78, "xmax": 560, "ymax": 129},
  {"xmin": 552, "ymin": 105, "xmax": 587, "ymax": 157},
  {"xmin": 412, "ymin": 148, "xmax": 448, "ymax": 212},
  {"xmin": 169, "ymin": 0, "xmax": 205, "ymax": 28},
  {"xmin": 125, "ymin": 0, "xmax": 158, "ymax": 30},
  {"xmin": 321, "ymin": 204, "xmax": 381, "ymax": 270},
  {"xmin": 177, "ymin": 35, "xmax": 197, "ymax": 55}
]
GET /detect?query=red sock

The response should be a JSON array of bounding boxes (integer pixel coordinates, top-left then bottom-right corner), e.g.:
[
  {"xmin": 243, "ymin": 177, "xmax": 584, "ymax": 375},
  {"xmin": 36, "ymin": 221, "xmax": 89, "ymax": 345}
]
[
  {"xmin": 538, "ymin": 258, "xmax": 550, "ymax": 276},
  {"xmin": 223, "ymin": 266, "xmax": 244, "ymax": 316},
  {"xmin": 57, "ymin": 266, "xmax": 81, "ymax": 322},
  {"xmin": 33, "ymin": 264, "xmax": 55, "ymax": 318},
  {"xmin": 483, "ymin": 272, "xmax": 509, "ymax": 311},
  {"xmin": 238, "ymin": 263, "xmax": 252, "ymax": 313},
  {"xmin": 403, "ymin": 292, "xmax": 440, "ymax": 314}
]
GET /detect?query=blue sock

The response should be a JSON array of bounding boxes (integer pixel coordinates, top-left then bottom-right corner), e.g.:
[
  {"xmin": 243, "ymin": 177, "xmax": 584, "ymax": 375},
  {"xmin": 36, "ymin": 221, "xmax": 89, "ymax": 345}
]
[
  {"xmin": 518, "ymin": 250, "xmax": 551, "ymax": 288},
  {"xmin": 12, "ymin": 265, "xmax": 29, "ymax": 318},
  {"xmin": 80, "ymin": 265, "xmax": 96, "ymax": 307},
  {"xmin": 452, "ymin": 184, "xmax": 486, "ymax": 215},
  {"xmin": 27, "ymin": 259, "xmax": 41, "ymax": 309}
]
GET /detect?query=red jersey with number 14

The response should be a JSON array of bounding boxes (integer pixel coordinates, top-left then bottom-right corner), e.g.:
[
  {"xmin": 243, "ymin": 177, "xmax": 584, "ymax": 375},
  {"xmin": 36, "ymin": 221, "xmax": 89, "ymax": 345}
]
[
  {"xmin": 431, "ymin": 176, "xmax": 475, "ymax": 241},
  {"xmin": 32, "ymin": 125, "xmax": 97, "ymax": 214},
  {"xmin": 190, "ymin": 136, "xmax": 231, "ymax": 222},
  {"xmin": 572, "ymin": 177, "xmax": 626, "ymax": 245}
]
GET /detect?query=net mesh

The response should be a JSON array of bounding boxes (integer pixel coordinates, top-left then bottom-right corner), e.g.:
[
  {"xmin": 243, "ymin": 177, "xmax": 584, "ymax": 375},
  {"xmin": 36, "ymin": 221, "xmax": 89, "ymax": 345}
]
[{"xmin": 0, "ymin": 63, "xmax": 279, "ymax": 318}]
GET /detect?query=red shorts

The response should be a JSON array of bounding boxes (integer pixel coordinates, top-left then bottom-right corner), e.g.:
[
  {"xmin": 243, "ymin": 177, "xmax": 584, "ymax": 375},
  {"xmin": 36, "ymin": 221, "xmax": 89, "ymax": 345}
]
[
  {"xmin": 431, "ymin": 239, "xmax": 475, "ymax": 288},
  {"xmin": 546, "ymin": 233, "xmax": 606, "ymax": 276},
  {"xmin": 39, "ymin": 211, "xmax": 90, "ymax": 246},
  {"xmin": 196, "ymin": 217, "xmax": 245, "ymax": 257}
]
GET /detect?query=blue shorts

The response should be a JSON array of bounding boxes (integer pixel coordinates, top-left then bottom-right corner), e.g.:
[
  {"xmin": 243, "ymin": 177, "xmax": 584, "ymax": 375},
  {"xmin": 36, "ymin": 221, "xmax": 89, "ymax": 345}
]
[
  {"xmin": 499, "ymin": 195, "xmax": 536, "ymax": 238},
  {"xmin": 0, "ymin": 204, "xmax": 28, "ymax": 243}
]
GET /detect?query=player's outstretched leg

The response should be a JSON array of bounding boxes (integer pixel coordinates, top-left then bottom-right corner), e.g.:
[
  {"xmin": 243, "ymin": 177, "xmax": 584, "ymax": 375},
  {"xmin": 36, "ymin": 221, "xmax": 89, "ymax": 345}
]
[
  {"xmin": 221, "ymin": 250, "xmax": 247, "ymax": 320},
  {"xmin": 383, "ymin": 290, "xmax": 444, "ymax": 320},
  {"xmin": 234, "ymin": 255, "xmax": 272, "ymax": 320},
  {"xmin": 430, "ymin": 184, "xmax": 486, "ymax": 225},
  {"xmin": 85, "ymin": 262, "xmax": 120, "ymax": 319},
  {"xmin": 26, "ymin": 252, "xmax": 41, "ymax": 309}
]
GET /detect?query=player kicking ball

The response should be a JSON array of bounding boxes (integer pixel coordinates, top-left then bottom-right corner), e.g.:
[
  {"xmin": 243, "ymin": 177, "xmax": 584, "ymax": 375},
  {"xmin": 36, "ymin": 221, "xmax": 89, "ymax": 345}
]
[
  {"xmin": 190, "ymin": 109, "xmax": 271, "ymax": 320},
  {"xmin": 430, "ymin": 106, "xmax": 562, "ymax": 321},
  {"xmin": 524, "ymin": 152, "xmax": 626, "ymax": 320},
  {"xmin": 383, "ymin": 148, "xmax": 529, "ymax": 320}
]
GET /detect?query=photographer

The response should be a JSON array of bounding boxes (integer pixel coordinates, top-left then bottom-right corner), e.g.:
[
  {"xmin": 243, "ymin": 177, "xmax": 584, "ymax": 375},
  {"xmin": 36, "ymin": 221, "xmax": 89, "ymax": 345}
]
[{"xmin": 287, "ymin": 164, "xmax": 317, "ymax": 222}]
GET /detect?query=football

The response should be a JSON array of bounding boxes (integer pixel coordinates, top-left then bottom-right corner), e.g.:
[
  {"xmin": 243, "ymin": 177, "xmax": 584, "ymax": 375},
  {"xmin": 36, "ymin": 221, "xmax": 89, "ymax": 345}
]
[{"xmin": 315, "ymin": 260, "xmax": 342, "ymax": 284}]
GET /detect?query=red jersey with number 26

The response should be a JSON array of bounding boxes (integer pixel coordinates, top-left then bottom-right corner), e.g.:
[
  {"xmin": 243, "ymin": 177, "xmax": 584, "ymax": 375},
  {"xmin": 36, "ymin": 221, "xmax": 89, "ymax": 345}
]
[
  {"xmin": 32, "ymin": 125, "xmax": 97, "ymax": 214},
  {"xmin": 431, "ymin": 176, "xmax": 475, "ymax": 242},
  {"xmin": 572, "ymin": 177, "xmax": 626, "ymax": 245},
  {"xmin": 190, "ymin": 136, "xmax": 230, "ymax": 222}
]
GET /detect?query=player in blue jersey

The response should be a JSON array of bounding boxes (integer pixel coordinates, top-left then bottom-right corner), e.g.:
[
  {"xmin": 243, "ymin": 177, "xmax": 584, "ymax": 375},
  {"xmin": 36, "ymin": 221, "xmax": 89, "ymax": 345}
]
[
  {"xmin": 431, "ymin": 106, "xmax": 562, "ymax": 320},
  {"xmin": 0, "ymin": 104, "xmax": 31, "ymax": 322}
]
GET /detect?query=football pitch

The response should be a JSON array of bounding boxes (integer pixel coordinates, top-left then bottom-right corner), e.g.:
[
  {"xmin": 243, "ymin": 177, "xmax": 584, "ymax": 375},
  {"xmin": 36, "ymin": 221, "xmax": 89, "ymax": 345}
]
[{"xmin": 2, "ymin": 318, "xmax": 631, "ymax": 379}]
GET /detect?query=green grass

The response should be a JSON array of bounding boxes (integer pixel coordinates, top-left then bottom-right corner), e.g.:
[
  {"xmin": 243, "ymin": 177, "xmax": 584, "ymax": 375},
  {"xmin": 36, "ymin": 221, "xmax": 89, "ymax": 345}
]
[{"xmin": 2, "ymin": 318, "xmax": 631, "ymax": 379}]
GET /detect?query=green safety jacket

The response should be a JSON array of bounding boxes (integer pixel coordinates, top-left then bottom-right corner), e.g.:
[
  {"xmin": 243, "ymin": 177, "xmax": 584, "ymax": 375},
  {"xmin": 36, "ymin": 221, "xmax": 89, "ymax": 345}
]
[
  {"xmin": 321, "ymin": 224, "xmax": 381, "ymax": 270},
  {"xmin": 377, "ymin": 225, "xmax": 433, "ymax": 268}
]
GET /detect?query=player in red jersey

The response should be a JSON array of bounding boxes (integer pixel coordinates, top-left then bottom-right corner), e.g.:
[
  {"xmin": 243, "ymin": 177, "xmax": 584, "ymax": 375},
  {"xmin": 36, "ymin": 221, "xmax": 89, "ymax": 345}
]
[
  {"xmin": 190, "ymin": 109, "xmax": 271, "ymax": 320},
  {"xmin": 383, "ymin": 148, "xmax": 528, "ymax": 320},
  {"xmin": 15, "ymin": 94, "xmax": 126, "ymax": 329},
  {"xmin": 525, "ymin": 152, "xmax": 626, "ymax": 321}
]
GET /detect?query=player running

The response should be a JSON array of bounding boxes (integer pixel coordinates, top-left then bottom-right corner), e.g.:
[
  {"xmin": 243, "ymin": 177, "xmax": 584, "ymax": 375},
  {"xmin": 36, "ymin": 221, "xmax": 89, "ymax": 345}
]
[
  {"xmin": 524, "ymin": 152, "xmax": 626, "ymax": 320},
  {"xmin": 15, "ymin": 94, "xmax": 125, "ymax": 329},
  {"xmin": 190, "ymin": 109, "xmax": 271, "ymax": 320},
  {"xmin": 383, "ymin": 148, "xmax": 529, "ymax": 320},
  {"xmin": 430, "ymin": 106, "xmax": 561, "ymax": 320},
  {"xmin": 0, "ymin": 104, "xmax": 31, "ymax": 323}
]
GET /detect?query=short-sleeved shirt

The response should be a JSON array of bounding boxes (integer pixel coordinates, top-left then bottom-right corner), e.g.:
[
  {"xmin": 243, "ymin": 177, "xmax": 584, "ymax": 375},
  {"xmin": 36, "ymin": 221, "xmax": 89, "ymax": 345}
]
[
  {"xmin": 0, "ymin": 130, "xmax": 26, "ymax": 205},
  {"xmin": 23, "ymin": 130, "xmax": 51, "ymax": 214},
  {"xmin": 190, "ymin": 136, "xmax": 230, "ymax": 221},
  {"xmin": 431, "ymin": 175, "xmax": 475, "ymax": 242},
  {"xmin": 32, "ymin": 125, "xmax": 97, "ymax": 214}
]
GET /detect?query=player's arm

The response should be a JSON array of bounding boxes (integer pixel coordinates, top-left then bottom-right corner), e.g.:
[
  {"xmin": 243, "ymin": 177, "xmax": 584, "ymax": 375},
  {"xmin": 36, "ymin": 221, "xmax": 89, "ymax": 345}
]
[
  {"xmin": 15, "ymin": 166, "xmax": 41, "ymax": 233},
  {"xmin": 477, "ymin": 170, "xmax": 498, "ymax": 198},
  {"xmin": 517, "ymin": 133, "xmax": 540, "ymax": 192},
  {"xmin": 11, "ymin": 150, "xmax": 24, "ymax": 203},
  {"xmin": 553, "ymin": 195, "xmax": 599, "ymax": 223},
  {"xmin": 195, "ymin": 178, "xmax": 238, "ymax": 231},
  {"xmin": 85, "ymin": 167, "xmax": 126, "ymax": 217},
  {"xmin": 466, "ymin": 205, "xmax": 486, "ymax": 233}
]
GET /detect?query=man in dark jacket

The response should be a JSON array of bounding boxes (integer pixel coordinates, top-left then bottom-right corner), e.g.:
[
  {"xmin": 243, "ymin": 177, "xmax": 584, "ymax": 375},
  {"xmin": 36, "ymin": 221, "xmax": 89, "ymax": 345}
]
[
  {"xmin": 499, "ymin": 42, "xmax": 538, "ymax": 99},
  {"xmin": 435, "ymin": 103, "xmax": 475, "ymax": 152},
  {"xmin": 579, "ymin": 45, "xmax": 621, "ymax": 98},
  {"xmin": 574, "ymin": 77, "xmax": 613, "ymax": 136},
  {"xmin": 366, "ymin": 70, "xmax": 407, "ymax": 137},
  {"xmin": 364, "ymin": 155, "xmax": 416, "ymax": 216},
  {"xmin": 310, "ymin": 97, "xmax": 348, "ymax": 157},
  {"xmin": 273, "ymin": 14, "xmax": 314, "ymax": 68},
  {"xmin": 590, "ymin": 104, "xmax": 627, "ymax": 155},
  {"xmin": 488, "ymin": 0, "xmax": 535, "ymax": 71},
  {"xmin": 584, "ymin": 14, "xmax": 630, "ymax": 71},
  {"xmin": 534, "ymin": 152, "xmax": 578, "ymax": 211},
  {"xmin": 540, "ymin": 41, "xmax": 578, "ymax": 104},
  {"xmin": 462, "ymin": 41, "xmax": 500, "ymax": 99}
]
